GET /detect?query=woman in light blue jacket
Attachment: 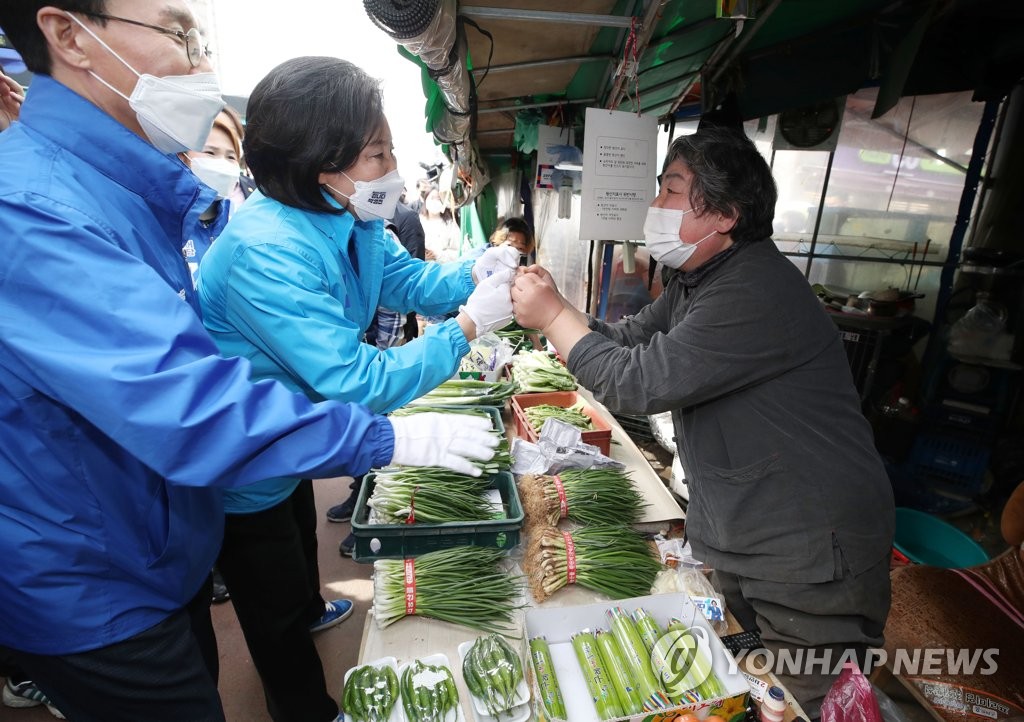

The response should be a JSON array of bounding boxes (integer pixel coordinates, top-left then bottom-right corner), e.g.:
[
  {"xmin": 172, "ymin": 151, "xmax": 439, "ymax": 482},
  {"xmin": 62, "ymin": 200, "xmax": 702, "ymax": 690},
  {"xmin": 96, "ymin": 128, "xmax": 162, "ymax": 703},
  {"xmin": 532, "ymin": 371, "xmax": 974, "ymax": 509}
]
[{"xmin": 197, "ymin": 56, "xmax": 516, "ymax": 722}]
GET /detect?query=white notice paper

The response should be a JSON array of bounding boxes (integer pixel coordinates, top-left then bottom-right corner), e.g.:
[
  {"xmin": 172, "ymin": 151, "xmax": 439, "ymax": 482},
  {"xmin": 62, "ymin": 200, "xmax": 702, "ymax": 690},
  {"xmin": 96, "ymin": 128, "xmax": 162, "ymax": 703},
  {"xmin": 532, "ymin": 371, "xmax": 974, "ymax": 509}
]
[{"xmin": 579, "ymin": 108, "xmax": 657, "ymax": 240}]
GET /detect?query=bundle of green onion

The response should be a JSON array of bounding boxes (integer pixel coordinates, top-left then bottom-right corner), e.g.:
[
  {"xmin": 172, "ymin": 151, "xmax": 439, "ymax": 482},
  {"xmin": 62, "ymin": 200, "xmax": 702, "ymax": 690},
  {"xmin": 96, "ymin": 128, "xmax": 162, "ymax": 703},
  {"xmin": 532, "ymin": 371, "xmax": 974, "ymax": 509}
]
[
  {"xmin": 511, "ymin": 350, "xmax": 577, "ymax": 392},
  {"xmin": 367, "ymin": 468, "xmax": 498, "ymax": 524},
  {"xmin": 406, "ymin": 379, "xmax": 518, "ymax": 406},
  {"xmin": 390, "ymin": 406, "xmax": 511, "ymax": 470},
  {"xmin": 525, "ymin": 525, "xmax": 663, "ymax": 602},
  {"xmin": 519, "ymin": 469, "xmax": 646, "ymax": 526},
  {"xmin": 373, "ymin": 546, "xmax": 524, "ymax": 633},
  {"xmin": 523, "ymin": 403, "xmax": 593, "ymax": 433}
]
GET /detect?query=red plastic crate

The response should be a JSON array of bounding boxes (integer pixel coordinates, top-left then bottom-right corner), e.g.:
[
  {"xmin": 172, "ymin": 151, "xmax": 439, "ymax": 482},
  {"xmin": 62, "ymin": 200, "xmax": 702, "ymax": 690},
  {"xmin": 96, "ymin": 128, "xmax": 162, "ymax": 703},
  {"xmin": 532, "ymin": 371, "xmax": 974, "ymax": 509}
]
[{"xmin": 510, "ymin": 391, "xmax": 612, "ymax": 455}]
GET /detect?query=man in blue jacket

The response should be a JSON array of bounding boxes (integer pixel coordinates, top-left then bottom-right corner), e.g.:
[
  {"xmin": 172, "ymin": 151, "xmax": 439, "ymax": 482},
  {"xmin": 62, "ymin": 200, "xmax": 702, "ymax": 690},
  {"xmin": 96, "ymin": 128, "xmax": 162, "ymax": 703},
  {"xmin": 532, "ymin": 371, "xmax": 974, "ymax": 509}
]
[{"xmin": 0, "ymin": 3, "xmax": 497, "ymax": 721}]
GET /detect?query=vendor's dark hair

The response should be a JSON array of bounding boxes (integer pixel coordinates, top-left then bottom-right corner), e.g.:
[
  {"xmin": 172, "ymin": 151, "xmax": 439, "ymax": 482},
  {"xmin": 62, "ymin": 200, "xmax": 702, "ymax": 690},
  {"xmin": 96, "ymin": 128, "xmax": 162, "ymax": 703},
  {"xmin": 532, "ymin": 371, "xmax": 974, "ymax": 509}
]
[
  {"xmin": 0, "ymin": 1, "xmax": 106, "ymax": 75},
  {"xmin": 662, "ymin": 127, "xmax": 777, "ymax": 244},
  {"xmin": 244, "ymin": 56, "xmax": 385, "ymax": 214},
  {"xmin": 490, "ymin": 217, "xmax": 534, "ymax": 249}
]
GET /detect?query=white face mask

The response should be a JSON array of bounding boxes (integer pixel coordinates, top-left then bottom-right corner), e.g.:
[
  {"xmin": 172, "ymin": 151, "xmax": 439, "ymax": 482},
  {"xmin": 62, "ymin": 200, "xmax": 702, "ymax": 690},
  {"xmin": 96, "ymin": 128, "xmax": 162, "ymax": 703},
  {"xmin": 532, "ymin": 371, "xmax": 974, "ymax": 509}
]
[
  {"xmin": 643, "ymin": 205, "xmax": 716, "ymax": 268},
  {"xmin": 190, "ymin": 156, "xmax": 240, "ymax": 199},
  {"xmin": 425, "ymin": 197, "xmax": 445, "ymax": 215},
  {"xmin": 326, "ymin": 169, "xmax": 405, "ymax": 222},
  {"xmin": 67, "ymin": 13, "xmax": 225, "ymax": 154}
]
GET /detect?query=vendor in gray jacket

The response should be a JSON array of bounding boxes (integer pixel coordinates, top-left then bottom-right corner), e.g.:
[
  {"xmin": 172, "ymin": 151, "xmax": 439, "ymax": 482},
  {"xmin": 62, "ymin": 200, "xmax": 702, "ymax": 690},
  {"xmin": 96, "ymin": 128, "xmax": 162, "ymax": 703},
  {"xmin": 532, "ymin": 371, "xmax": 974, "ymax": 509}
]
[{"xmin": 511, "ymin": 126, "xmax": 894, "ymax": 718}]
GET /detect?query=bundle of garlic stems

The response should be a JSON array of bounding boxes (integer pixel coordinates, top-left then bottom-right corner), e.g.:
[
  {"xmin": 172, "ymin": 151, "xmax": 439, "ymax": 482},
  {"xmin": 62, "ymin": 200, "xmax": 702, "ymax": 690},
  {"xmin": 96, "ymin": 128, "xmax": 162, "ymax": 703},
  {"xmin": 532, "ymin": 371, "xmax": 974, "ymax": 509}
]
[
  {"xmin": 390, "ymin": 406, "xmax": 512, "ymax": 471},
  {"xmin": 519, "ymin": 469, "xmax": 646, "ymax": 526},
  {"xmin": 373, "ymin": 547, "xmax": 524, "ymax": 633},
  {"xmin": 368, "ymin": 468, "xmax": 499, "ymax": 524},
  {"xmin": 527, "ymin": 525, "xmax": 662, "ymax": 602}
]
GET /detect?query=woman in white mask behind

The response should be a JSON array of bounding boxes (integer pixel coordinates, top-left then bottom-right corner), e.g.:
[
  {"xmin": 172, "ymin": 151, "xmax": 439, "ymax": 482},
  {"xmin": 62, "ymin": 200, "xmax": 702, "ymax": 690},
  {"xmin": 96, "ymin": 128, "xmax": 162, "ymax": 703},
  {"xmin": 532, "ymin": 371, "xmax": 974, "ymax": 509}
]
[
  {"xmin": 195, "ymin": 56, "xmax": 517, "ymax": 722},
  {"xmin": 181, "ymin": 108, "xmax": 247, "ymax": 287}
]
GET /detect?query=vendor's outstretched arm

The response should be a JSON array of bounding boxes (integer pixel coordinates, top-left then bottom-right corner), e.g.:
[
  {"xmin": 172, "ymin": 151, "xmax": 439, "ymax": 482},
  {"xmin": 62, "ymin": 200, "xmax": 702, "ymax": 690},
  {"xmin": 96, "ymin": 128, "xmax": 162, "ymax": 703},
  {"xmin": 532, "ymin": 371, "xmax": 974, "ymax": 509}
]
[{"xmin": 511, "ymin": 267, "xmax": 590, "ymax": 356}]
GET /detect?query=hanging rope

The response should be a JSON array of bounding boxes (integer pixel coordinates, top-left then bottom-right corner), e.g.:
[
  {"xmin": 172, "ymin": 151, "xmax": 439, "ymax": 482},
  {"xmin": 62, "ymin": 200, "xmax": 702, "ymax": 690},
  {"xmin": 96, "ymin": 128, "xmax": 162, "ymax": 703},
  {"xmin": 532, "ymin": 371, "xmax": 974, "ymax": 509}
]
[{"xmin": 885, "ymin": 96, "xmax": 916, "ymax": 214}]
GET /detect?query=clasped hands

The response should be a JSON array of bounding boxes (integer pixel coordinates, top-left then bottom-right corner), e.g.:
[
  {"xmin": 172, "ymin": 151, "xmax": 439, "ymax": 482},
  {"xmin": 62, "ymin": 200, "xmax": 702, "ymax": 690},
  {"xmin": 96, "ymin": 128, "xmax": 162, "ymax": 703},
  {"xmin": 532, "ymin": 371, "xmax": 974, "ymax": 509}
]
[{"xmin": 461, "ymin": 245, "xmax": 569, "ymax": 338}]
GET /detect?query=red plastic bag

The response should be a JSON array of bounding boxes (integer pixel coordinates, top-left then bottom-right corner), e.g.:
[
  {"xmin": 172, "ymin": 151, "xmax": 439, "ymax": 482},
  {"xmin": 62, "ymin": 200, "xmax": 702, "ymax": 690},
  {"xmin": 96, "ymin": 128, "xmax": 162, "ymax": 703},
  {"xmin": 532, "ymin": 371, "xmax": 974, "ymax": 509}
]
[{"xmin": 820, "ymin": 661, "xmax": 884, "ymax": 722}]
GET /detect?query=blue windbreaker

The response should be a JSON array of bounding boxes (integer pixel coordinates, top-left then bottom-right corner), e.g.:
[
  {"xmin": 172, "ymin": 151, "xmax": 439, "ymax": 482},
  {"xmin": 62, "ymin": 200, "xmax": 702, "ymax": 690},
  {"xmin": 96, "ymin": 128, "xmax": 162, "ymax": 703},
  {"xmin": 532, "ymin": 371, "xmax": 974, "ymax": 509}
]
[
  {"xmin": 0, "ymin": 77, "xmax": 394, "ymax": 655},
  {"xmin": 197, "ymin": 191, "xmax": 475, "ymax": 513}
]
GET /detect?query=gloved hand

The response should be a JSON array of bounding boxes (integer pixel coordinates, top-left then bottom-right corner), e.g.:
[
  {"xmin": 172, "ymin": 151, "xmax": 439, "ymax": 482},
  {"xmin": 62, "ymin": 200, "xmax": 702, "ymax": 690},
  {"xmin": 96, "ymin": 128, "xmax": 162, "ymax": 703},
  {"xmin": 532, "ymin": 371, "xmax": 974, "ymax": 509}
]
[
  {"xmin": 388, "ymin": 412, "xmax": 499, "ymax": 477},
  {"xmin": 461, "ymin": 267, "xmax": 514, "ymax": 336},
  {"xmin": 472, "ymin": 244, "xmax": 521, "ymax": 284}
]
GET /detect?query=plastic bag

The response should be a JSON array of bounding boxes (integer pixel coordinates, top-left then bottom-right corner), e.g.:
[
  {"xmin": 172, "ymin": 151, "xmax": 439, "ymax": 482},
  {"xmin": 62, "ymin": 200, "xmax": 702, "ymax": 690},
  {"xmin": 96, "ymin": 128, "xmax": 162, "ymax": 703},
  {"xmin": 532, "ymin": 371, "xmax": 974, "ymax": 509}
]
[
  {"xmin": 459, "ymin": 332, "xmax": 514, "ymax": 380},
  {"xmin": 650, "ymin": 566, "xmax": 728, "ymax": 634},
  {"xmin": 509, "ymin": 419, "xmax": 623, "ymax": 475},
  {"xmin": 820, "ymin": 662, "xmax": 884, "ymax": 722}
]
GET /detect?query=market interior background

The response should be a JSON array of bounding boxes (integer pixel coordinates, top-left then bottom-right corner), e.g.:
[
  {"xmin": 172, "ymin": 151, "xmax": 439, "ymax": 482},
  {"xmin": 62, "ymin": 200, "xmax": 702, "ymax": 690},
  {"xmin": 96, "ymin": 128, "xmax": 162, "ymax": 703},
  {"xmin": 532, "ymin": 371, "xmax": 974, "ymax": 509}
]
[{"xmin": 3, "ymin": 0, "xmax": 1024, "ymax": 720}]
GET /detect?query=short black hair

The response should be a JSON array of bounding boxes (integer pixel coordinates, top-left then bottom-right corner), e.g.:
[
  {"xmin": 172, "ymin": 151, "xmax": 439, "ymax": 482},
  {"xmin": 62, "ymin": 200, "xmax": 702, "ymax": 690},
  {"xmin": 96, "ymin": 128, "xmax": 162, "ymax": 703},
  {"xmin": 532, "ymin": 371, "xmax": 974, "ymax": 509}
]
[
  {"xmin": 243, "ymin": 56, "xmax": 384, "ymax": 214},
  {"xmin": 0, "ymin": 1, "xmax": 107, "ymax": 76},
  {"xmin": 663, "ymin": 126, "xmax": 778, "ymax": 244},
  {"xmin": 491, "ymin": 217, "xmax": 534, "ymax": 249}
]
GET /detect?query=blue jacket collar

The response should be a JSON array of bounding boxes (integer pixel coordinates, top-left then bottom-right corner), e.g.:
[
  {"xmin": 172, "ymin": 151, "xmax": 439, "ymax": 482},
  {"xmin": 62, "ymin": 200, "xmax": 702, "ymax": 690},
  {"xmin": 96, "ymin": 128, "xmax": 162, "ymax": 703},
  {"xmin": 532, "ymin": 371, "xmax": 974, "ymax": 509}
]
[{"xmin": 21, "ymin": 75, "xmax": 217, "ymax": 230}]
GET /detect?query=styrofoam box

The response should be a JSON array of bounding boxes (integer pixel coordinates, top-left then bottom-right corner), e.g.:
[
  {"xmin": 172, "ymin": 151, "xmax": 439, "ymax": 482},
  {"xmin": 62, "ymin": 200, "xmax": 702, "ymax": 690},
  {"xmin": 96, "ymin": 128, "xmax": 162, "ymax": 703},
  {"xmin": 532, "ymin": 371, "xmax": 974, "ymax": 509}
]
[{"xmin": 525, "ymin": 593, "xmax": 751, "ymax": 722}]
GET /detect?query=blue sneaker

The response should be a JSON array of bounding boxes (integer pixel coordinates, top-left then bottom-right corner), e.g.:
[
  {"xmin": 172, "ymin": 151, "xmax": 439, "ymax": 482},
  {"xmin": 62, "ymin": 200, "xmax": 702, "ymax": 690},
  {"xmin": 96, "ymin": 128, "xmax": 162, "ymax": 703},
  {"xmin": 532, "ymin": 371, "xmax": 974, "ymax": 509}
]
[
  {"xmin": 309, "ymin": 599, "xmax": 353, "ymax": 633},
  {"xmin": 3, "ymin": 678, "xmax": 66, "ymax": 719}
]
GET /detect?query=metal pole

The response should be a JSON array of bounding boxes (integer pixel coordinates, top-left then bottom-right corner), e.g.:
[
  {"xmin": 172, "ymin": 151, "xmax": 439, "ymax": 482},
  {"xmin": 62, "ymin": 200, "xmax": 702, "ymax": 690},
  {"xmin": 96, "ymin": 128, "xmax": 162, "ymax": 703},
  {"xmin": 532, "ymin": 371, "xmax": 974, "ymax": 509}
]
[
  {"xmin": 478, "ymin": 98, "xmax": 598, "ymax": 114},
  {"xmin": 459, "ymin": 7, "xmax": 634, "ymax": 28},
  {"xmin": 471, "ymin": 55, "xmax": 614, "ymax": 76},
  {"xmin": 803, "ymin": 149, "xmax": 837, "ymax": 279}
]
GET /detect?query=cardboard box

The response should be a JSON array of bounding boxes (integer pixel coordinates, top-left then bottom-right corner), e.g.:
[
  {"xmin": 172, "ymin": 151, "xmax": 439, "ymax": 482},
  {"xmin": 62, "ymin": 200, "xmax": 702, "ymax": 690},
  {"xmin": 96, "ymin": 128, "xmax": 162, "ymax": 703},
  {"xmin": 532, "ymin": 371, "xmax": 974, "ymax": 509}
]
[
  {"xmin": 525, "ymin": 593, "xmax": 750, "ymax": 722},
  {"xmin": 511, "ymin": 391, "xmax": 612, "ymax": 455}
]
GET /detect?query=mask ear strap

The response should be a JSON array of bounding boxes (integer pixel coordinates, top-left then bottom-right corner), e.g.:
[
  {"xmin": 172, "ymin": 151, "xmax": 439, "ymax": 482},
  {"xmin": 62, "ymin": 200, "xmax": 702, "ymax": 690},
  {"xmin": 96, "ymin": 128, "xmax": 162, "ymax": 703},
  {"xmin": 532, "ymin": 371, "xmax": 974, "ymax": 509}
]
[{"xmin": 65, "ymin": 12, "xmax": 143, "ymax": 81}]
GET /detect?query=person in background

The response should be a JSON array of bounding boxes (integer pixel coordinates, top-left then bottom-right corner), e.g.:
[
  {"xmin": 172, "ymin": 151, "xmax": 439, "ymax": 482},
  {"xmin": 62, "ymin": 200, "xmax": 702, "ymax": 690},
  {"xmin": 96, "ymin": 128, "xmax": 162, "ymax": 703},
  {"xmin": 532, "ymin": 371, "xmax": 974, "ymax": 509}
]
[
  {"xmin": 0, "ymin": 4, "xmax": 498, "ymax": 721},
  {"xmin": 489, "ymin": 216, "xmax": 535, "ymax": 260},
  {"xmin": 181, "ymin": 108, "xmax": 246, "ymax": 288},
  {"xmin": 407, "ymin": 175, "xmax": 432, "ymax": 213},
  {"xmin": 196, "ymin": 56, "xmax": 517, "ymax": 722},
  {"xmin": 510, "ymin": 126, "xmax": 894, "ymax": 719},
  {"xmin": 421, "ymin": 186, "xmax": 462, "ymax": 263},
  {"xmin": 0, "ymin": 70, "xmax": 23, "ymax": 131}
]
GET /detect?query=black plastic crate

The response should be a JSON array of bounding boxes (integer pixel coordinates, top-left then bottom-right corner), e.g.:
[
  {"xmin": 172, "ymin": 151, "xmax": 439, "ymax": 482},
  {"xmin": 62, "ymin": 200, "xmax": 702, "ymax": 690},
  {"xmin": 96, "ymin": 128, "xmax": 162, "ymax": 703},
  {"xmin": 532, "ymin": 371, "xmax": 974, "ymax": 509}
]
[{"xmin": 350, "ymin": 470, "xmax": 523, "ymax": 562}]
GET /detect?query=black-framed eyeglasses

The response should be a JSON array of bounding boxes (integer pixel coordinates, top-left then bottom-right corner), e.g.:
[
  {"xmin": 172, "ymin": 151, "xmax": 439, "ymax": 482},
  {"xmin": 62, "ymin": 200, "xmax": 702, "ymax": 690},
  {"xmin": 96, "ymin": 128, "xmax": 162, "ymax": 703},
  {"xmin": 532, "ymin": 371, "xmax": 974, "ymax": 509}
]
[{"xmin": 78, "ymin": 11, "xmax": 208, "ymax": 68}]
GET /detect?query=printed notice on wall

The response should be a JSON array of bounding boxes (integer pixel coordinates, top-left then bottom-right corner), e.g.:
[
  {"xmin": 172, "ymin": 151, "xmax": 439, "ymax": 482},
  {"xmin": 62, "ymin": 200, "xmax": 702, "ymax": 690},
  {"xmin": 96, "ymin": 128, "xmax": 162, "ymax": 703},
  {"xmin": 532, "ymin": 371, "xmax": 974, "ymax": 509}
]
[
  {"xmin": 534, "ymin": 124, "xmax": 576, "ymax": 190},
  {"xmin": 579, "ymin": 108, "xmax": 657, "ymax": 240}
]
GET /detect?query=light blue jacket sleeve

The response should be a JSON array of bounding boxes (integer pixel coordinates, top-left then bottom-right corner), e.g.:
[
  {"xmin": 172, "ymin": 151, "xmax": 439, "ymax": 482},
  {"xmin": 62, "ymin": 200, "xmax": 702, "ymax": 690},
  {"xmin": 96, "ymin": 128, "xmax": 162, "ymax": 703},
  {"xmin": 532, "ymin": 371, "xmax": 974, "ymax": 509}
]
[
  {"xmin": 215, "ymin": 236, "xmax": 473, "ymax": 414},
  {"xmin": 0, "ymin": 195, "xmax": 394, "ymax": 487},
  {"xmin": 378, "ymin": 227, "xmax": 477, "ymax": 316}
]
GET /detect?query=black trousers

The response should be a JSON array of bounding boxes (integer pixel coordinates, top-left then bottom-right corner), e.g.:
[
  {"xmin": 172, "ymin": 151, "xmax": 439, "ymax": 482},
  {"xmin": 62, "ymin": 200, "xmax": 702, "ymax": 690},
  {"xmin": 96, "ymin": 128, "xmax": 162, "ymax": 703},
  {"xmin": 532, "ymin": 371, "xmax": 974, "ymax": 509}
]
[
  {"xmin": 713, "ymin": 547, "xmax": 890, "ymax": 720},
  {"xmin": 217, "ymin": 479, "xmax": 338, "ymax": 722},
  {"xmin": 2, "ymin": 577, "xmax": 222, "ymax": 722}
]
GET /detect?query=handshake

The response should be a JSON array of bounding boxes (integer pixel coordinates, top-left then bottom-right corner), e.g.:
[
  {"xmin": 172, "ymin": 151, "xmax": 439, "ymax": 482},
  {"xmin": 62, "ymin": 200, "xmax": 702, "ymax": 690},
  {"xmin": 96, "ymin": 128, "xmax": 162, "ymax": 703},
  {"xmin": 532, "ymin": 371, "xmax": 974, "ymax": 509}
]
[{"xmin": 461, "ymin": 245, "xmax": 570, "ymax": 338}]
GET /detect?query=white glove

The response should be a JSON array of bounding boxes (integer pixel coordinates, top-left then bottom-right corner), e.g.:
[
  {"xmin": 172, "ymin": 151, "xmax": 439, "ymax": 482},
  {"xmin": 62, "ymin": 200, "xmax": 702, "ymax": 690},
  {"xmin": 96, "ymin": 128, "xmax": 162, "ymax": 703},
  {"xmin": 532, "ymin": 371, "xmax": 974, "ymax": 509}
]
[
  {"xmin": 461, "ymin": 268, "xmax": 514, "ymax": 336},
  {"xmin": 472, "ymin": 244, "xmax": 521, "ymax": 284},
  {"xmin": 388, "ymin": 412, "xmax": 499, "ymax": 476}
]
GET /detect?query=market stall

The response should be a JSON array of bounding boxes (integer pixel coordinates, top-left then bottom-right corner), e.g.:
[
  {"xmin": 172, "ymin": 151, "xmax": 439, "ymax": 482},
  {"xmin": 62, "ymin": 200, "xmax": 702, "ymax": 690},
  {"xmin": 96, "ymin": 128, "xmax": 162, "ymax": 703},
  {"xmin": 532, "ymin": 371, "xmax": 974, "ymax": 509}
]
[{"xmin": 348, "ymin": 371, "xmax": 808, "ymax": 722}]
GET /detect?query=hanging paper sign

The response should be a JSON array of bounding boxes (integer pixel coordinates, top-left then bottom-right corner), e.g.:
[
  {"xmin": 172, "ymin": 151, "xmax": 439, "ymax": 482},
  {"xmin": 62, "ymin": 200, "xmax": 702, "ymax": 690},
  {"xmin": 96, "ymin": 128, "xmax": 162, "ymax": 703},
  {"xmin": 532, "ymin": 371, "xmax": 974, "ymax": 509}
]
[
  {"xmin": 579, "ymin": 108, "xmax": 657, "ymax": 241},
  {"xmin": 535, "ymin": 124, "xmax": 576, "ymax": 190}
]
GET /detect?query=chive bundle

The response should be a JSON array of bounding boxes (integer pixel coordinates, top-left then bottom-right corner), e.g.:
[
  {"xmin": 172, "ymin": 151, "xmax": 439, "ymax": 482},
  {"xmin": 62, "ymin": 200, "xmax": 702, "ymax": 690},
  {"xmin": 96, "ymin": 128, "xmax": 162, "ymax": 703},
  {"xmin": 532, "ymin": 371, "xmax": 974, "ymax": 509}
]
[
  {"xmin": 524, "ymin": 403, "xmax": 594, "ymax": 432},
  {"xmin": 367, "ymin": 468, "xmax": 498, "ymax": 524},
  {"xmin": 373, "ymin": 546, "xmax": 524, "ymax": 633},
  {"xmin": 406, "ymin": 379, "xmax": 517, "ymax": 406},
  {"xmin": 525, "ymin": 525, "xmax": 663, "ymax": 602},
  {"xmin": 511, "ymin": 350, "xmax": 577, "ymax": 392},
  {"xmin": 519, "ymin": 469, "xmax": 647, "ymax": 526}
]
